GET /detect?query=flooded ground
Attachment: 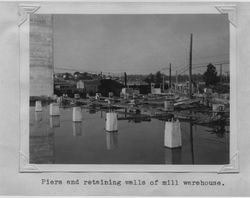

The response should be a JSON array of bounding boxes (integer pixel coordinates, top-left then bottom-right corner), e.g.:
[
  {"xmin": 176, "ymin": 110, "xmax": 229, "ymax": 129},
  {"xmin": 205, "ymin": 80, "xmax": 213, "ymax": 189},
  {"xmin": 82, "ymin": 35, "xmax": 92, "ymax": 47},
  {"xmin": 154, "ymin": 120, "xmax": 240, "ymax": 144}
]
[{"xmin": 29, "ymin": 105, "xmax": 229, "ymax": 164}]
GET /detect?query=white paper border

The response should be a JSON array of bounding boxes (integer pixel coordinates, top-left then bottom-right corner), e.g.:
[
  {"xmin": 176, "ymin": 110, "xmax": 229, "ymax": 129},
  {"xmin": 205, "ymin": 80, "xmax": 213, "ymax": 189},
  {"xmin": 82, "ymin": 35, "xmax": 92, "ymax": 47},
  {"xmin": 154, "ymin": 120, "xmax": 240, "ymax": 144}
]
[{"xmin": 19, "ymin": 2, "xmax": 238, "ymax": 173}]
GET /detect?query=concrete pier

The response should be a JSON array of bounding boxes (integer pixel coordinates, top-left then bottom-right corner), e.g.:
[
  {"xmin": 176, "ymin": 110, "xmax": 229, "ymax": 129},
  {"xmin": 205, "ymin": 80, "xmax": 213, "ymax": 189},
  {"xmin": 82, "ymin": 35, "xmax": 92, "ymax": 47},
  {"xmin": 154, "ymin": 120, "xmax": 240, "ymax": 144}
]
[
  {"xmin": 72, "ymin": 107, "xmax": 82, "ymax": 122},
  {"xmin": 164, "ymin": 119, "xmax": 182, "ymax": 148},
  {"xmin": 35, "ymin": 101, "xmax": 42, "ymax": 112},
  {"xmin": 49, "ymin": 103, "xmax": 60, "ymax": 116},
  {"xmin": 105, "ymin": 112, "xmax": 118, "ymax": 132}
]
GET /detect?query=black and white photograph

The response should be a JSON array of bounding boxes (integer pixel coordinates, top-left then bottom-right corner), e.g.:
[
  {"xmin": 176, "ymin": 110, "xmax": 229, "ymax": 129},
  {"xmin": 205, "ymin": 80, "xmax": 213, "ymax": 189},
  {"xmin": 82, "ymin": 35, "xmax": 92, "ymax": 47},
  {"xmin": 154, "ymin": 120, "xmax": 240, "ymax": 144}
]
[
  {"xmin": 3, "ymin": 1, "xmax": 250, "ymax": 196},
  {"xmin": 29, "ymin": 13, "xmax": 230, "ymax": 165}
]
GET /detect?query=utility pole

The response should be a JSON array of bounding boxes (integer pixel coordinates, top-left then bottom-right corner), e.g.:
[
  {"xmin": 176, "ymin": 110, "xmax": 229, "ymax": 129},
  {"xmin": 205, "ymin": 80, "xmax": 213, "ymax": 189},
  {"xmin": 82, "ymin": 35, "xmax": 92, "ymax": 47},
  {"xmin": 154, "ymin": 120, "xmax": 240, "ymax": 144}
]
[
  {"xmin": 162, "ymin": 74, "xmax": 165, "ymax": 92},
  {"xmin": 169, "ymin": 63, "xmax": 172, "ymax": 89},
  {"xmin": 124, "ymin": 72, "xmax": 127, "ymax": 88},
  {"xmin": 220, "ymin": 64, "xmax": 222, "ymax": 84},
  {"xmin": 175, "ymin": 70, "xmax": 178, "ymax": 83},
  {"xmin": 175, "ymin": 70, "xmax": 178, "ymax": 91},
  {"xmin": 189, "ymin": 33, "xmax": 193, "ymax": 99}
]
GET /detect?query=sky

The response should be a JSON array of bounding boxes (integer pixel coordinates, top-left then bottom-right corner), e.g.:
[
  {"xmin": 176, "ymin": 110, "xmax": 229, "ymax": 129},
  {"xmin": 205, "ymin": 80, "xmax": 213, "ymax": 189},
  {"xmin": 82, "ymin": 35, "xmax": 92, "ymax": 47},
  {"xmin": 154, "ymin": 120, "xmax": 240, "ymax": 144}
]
[{"xmin": 53, "ymin": 14, "xmax": 229, "ymax": 75}]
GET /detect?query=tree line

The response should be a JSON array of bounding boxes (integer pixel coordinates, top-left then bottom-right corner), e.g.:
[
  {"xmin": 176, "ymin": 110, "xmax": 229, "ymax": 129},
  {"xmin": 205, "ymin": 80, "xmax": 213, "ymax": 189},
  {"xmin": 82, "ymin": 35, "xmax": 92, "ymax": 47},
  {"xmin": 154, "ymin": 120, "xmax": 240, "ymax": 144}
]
[{"xmin": 143, "ymin": 63, "xmax": 229, "ymax": 87}]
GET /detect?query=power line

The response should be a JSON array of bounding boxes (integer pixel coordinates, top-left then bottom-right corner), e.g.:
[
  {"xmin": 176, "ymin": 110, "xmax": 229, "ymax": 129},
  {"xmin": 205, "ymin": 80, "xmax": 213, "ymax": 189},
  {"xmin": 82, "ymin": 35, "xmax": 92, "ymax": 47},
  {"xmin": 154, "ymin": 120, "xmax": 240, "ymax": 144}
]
[
  {"xmin": 178, "ymin": 67, "xmax": 189, "ymax": 75},
  {"xmin": 176, "ymin": 60, "xmax": 229, "ymax": 73},
  {"xmin": 54, "ymin": 67, "xmax": 124, "ymax": 77},
  {"xmin": 54, "ymin": 59, "xmax": 229, "ymax": 77}
]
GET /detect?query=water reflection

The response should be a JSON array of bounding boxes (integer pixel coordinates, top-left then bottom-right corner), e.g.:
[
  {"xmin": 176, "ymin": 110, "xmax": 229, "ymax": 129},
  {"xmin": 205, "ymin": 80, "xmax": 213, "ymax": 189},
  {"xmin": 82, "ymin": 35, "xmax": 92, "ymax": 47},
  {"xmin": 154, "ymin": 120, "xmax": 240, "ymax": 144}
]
[
  {"xmin": 30, "ymin": 106, "xmax": 229, "ymax": 164},
  {"xmin": 119, "ymin": 108, "xmax": 152, "ymax": 123},
  {"xmin": 128, "ymin": 116, "xmax": 151, "ymax": 123},
  {"xmin": 72, "ymin": 122, "xmax": 82, "ymax": 136},
  {"xmin": 106, "ymin": 132, "xmax": 118, "ymax": 150},
  {"xmin": 209, "ymin": 124, "xmax": 226, "ymax": 138},
  {"xmin": 89, "ymin": 109, "xmax": 96, "ymax": 114},
  {"xmin": 30, "ymin": 128, "xmax": 55, "ymax": 164},
  {"xmin": 189, "ymin": 120, "xmax": 195, "ymax": 164},
  {"xmin": 164, "ymin": 148, "xmax": 182, "ymax": 164},
  {"xmin": 49, "ymin": 116, "xmax": 60, "ymax": 128},
  {"xmin": 35, "ymin": 112, "xmax": 42, "ymax": 122}
]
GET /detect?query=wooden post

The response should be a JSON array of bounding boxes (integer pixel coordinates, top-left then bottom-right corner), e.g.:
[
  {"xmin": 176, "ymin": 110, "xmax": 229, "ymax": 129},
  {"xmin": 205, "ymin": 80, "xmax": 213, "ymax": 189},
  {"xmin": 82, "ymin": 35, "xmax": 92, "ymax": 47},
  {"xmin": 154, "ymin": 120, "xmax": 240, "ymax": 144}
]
[
  {"xmin": 189, "ymin": 33, "xmax": 193, "ymax": 99},
  {"xmin": 175, "ymin": 70, "xmax": 178, "ymax": 91},
  {"xmin": 162, "ymin": 74, "xmax": 165, "ymax": 92},
  {"xmin": 169, "ymin": 63, "xmax": 172, "ymax": 89},
  {"xmin": 220, "ymin": 64, "xmax": 222, "ymax": 84}
]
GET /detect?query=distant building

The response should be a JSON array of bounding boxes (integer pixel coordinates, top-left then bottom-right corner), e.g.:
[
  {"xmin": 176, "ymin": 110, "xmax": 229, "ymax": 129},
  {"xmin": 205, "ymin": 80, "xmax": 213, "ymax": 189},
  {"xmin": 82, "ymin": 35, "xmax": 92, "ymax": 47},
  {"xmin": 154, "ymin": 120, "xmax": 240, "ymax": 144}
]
[
  {"xmin": 127, "ymin": 80, "xmax": 148, "ymax": 87},
  {"xmin": 197, "ymin": 81, "xmax": 206, "ymax": 86},
  {"xmin": 174, "ymin": 82, "xmax": 189, "ymax": 93},
  {"xmin": 76, "ymin": 79, "xmax": 100, "ymax": 93},
  {"xmin": 151, "ymin": 88, "xmax": 161, "ymax": 94},
  {"xmin": 120, "ymin": 88, "xmax": 140, "ymax": 98},
  {"xmin": 98, "ymin": 79, "xmax": 123, "ymax": 97},
  {"xmin": 121, "ymin": 88, "xmax": 132, "ymax": 95},
  {"xmin": 76, "ymin": 80, "xmax": 84, "ymax": 89},
  {"xmin": 204, "ymin": 88, "xmax": 213, "ymax": 94},
  {"xmin": 54, "ymin": 79, "xmax": 76, "ymax": 91},
  {"xmin": 123, "ymin": 80, "xmax": 150, "ymax": 95},
  {"xmin": 150, "ymin": 83, "xmax": 162, "ymax": 94},
  {"xmin": 150, "ymin": 83, "xmax": 155, "ymax": 92}
]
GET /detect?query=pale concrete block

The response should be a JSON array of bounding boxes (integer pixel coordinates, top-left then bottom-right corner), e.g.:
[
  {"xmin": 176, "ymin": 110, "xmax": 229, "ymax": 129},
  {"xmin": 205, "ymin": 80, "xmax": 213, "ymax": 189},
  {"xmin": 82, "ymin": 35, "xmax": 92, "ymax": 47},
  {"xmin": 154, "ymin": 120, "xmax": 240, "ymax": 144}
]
[
  {"xmin": 164, "ymin": 119, "xmax": 182, "ymax": 148},
  {"xmin": 49, "ymin": 103, "xmax": 60, "ymax": 116},
  {"xmin": 106, "ymin": 112, "xmax": 118, "ymax": 132},
  {"xmin": 72, "ymin": 107, "xmax": 82, "ymax": 122},
  {"xmin": 35, "ymin": 101, "xmax": 42, "ymax": 112}
]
